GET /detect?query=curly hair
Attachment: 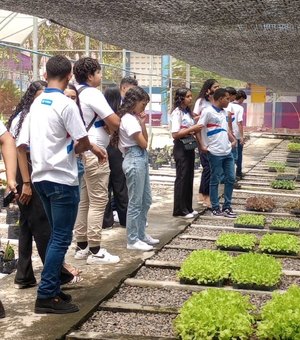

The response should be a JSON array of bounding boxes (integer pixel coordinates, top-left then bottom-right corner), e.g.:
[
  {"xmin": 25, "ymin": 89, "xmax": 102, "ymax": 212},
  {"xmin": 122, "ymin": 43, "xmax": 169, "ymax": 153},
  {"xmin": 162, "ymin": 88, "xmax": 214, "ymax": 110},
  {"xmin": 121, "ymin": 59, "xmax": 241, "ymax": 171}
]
[
  {"xmin": 7, "ymin": 80, "xmax": 47, "ymax": 139},
  {"xmin": 197, "ymin": 78, "xmax": 218, "ymax": 101},
  {"xmin": 173, "ymin": 87, "xmax": 192, "ymax": 113},
  {"xmin": 111, "ymin": 86, "xmax": 149, "ymax": 146},
  {"xmin": 73, "ymin": 57, "xmax": 101, "ymax": 84}
]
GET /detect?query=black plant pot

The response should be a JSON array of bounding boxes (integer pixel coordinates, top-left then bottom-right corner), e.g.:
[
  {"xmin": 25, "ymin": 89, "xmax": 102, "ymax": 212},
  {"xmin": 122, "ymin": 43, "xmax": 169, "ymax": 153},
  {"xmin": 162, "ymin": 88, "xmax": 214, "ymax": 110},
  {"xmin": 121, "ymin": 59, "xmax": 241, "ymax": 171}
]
[
  {"xmin": 152, "ymin": 163, "xmax": 160, "ymax": 170},
  {"xmin": 0, "ymin": 259, "xmax": 17, "ymax": 274},
  {"xmin": 8, "ymin": 224, "xmax": 19, "ymax": 239}
]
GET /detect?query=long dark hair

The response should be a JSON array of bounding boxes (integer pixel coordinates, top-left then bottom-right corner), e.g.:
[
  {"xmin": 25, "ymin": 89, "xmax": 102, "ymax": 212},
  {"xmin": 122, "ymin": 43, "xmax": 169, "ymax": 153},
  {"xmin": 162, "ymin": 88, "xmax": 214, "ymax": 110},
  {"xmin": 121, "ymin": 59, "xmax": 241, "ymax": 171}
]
[
  {"xmin": 173, "ymin": 87, "xmax": 191, "ymax": 113},
  {"xmin": 7, "ymin": 80, "xmax": 47, "ymax": 139},
  {"xmin": 104, "ymin": 86, "xmax": 121, "ymax": 113},
  {"xmin": 65, "ymin": 83, "xmax": 85, "ymax": 124},
  {"xmin": 197, "ymin": 78, "xmax": 218, "ymax": 101}
]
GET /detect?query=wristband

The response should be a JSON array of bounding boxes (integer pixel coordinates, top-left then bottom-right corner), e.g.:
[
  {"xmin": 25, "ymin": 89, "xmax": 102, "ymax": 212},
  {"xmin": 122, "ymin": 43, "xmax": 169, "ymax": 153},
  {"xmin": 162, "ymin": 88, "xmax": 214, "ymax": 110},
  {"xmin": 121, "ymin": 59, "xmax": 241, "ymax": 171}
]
[{"xmin": 23, "ymin": 181, "xmax": 31, "ymax": 184}]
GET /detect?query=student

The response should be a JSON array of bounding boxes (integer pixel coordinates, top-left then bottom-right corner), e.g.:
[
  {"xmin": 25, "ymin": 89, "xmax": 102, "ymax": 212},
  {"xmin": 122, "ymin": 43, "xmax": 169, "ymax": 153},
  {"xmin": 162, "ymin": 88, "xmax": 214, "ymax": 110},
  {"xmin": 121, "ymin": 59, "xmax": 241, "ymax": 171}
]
[
  {"xmin": 120, "ymin": 76, "xmax": 138, "ymax": 100},
  {"xmin": 193, "ymin": 79, "xmax": 220, "ymax": 208},
  {"xmin": 230, "ymin": 90, "xmax": 247, "ymax": 179},
  {"xmin": 0, "ymin": 120, "xmax": 18, "ymax": 318},
  {"xmin": 170, "ymin": 87, "xmax": 201, "ymax": 218},
  {"xmin": 197, "ymin": 88, "xmax": 236, "ymax": 218},
  {"xmin": 118, "ymin": 86, "xmax": 159, "ymax": 251},
  {"xmin": 73, "ymin": 57, "xmax": 120, "ymax": 264},
  {"xmin": 17, "ymin": 55, "xmax": 106, "ymax": 314}
]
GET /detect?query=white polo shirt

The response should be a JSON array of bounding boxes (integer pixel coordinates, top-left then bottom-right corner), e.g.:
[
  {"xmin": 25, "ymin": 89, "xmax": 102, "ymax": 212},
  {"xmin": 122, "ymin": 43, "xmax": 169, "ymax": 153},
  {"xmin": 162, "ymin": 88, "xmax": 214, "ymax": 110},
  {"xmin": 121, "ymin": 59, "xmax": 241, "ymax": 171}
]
[
  {"xmin": 193, "ymin": 98, "xmax": 211, "ymax": 115},
  {"xmin": 118, "ymin": 113, "xmax": 141, "ymax": 155},
  {"xmin": 17, "ymin": 88, "xmax": 88, "ymax": 186},
  {"xmin": 0, "ymin": 121, "xmax": 7, "ymax": 136},
  {"xmin": 229, "ymin": 102, "xmax": 244, "ymax": 139},
  {"xmin": 198, "ymin": 105, "xmax": 231, "ymax": 156},
  {"xmin": 170, "ymin": 107, "xmax": 194, "ymax": 133},
  {"xmin": 77, "ymin": 85, "xmax": 114, "ymax": 149}
]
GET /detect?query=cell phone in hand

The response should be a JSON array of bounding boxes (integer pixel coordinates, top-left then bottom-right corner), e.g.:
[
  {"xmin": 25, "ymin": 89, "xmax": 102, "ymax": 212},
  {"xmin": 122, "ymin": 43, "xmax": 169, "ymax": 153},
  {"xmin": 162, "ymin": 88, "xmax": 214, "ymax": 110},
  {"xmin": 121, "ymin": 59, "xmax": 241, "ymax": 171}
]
[{"xmin": 3, "ymin": 185, "xmax": 19, "ymax": 207}]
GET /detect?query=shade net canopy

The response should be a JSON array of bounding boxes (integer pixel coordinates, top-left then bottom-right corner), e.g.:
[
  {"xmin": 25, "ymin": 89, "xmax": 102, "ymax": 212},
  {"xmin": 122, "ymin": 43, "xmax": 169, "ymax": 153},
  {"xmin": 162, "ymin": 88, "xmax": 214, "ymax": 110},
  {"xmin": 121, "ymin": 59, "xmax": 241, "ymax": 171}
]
[{"xmin": 0, "ymin": 0, "xmax": 299, "ymax": 92}]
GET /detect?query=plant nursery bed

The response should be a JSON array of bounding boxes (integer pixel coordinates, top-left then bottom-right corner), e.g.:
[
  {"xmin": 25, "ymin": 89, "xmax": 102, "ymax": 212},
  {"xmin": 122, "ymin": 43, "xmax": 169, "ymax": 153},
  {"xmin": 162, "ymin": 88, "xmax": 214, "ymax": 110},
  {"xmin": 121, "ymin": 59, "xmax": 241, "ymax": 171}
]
[
  {"xmin": 269, "ymin": 226, "xmax": 300, "ymax": 232},
  {"xmin": 217, "ymin": 245, "xmax": 252, "ymax": 252},
  {"xmin": 179, "ymin": 278, "xmax": 225, "ymax": 287},
  {"xmin": 234, "ymin": 223, "xmax": 265, "ymax": 229},
  {"xmin": 261, "ymin": 249, "xmax": 299, "ymax": 256},
  {"xmin": 276, "ymin": 174, "xmax": 297, "ymax": 181},
  {"xmin": 233, "ymin": 283, "xmax": 278, "ymax": 292}
]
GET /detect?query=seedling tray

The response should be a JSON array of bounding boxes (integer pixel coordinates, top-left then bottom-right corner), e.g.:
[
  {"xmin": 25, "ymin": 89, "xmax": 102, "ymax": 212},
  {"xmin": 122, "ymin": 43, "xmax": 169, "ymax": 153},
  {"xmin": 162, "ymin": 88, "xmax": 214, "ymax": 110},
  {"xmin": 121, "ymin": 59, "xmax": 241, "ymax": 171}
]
[
  {"xmin": 291, "ymin": 209, "xmax": 300, "ymax": 216},
  {"xmin": 261, "ymin": 249, "xmax": 299, "ymax": 256},
  {"xmin": 268, "ymin": 167, "xmax": 277, "ymax": 172},
  {"xmin": 234, "ymin": 223, "xmax": 264, "ymax": 229},
  {"xmin": 246, "ymin": 207, "xmax": 273, "ymax": 213},
  {"xmin": 179, "ymin": 278, "xmax": 225, "ymax": 287},
  {"xmin": 233, "ymin": 283, "xmax": 277, "ymax": 291},
  {"xmin": 217, "ymin": 245, "xmax": 252, "ymax": 252},
  {"xmin": 275, "ymin": 174, "xmax": 296, "ymax": 181},
  {"xmin": 269, "ymin": 226, "xmax": 300, "ymax": 232}
]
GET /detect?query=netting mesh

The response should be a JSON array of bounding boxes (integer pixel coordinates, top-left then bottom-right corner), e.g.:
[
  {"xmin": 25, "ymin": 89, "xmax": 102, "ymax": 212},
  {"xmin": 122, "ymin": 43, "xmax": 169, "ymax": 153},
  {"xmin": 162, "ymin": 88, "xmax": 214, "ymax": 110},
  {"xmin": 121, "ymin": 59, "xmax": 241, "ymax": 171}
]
[{"xmin": 1, "ymin": 0, "xmax": 300, "ymax": 91}]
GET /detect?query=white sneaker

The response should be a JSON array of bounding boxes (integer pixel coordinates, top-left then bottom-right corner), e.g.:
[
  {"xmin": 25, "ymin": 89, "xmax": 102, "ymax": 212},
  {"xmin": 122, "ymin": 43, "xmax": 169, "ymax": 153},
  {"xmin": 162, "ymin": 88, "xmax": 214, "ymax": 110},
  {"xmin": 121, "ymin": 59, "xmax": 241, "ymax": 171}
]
[
  {"xmin": 113, "ymin": 211, "xmax": 120, "ymax": 223},
  {"xmin": 86, "ymin": 248, "xmax": 120, "ymax": 264},
  {"xmin": 182, "ymin": 213, "xmax": 194, "ymax": 219},
  {"xmin": 143, "ymin": 234, "xmax": 160, "ymax": 245},
  {"xmin": 192, "ymin": 210, "xmax": 199, "ymax": 216},
  {"xmin": 127, "ymin": 240, "xmax": 154, "ymax": 251},
  {"xmin": 74, "ymin": 246, "xmax": 89, "ymax": 260}
]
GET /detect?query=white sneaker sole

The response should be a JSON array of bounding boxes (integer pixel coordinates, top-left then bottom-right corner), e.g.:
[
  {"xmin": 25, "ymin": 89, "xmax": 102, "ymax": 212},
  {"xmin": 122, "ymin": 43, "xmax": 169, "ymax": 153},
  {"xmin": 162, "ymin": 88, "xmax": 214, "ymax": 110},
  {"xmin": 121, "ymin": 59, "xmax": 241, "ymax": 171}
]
[
  {"xmin": 127, "ymin": 244, "xmax": 153, "ymax": 251},
  {"xmin": 86, "ymin": 257, "xmax": 120, "ymax": 265}
]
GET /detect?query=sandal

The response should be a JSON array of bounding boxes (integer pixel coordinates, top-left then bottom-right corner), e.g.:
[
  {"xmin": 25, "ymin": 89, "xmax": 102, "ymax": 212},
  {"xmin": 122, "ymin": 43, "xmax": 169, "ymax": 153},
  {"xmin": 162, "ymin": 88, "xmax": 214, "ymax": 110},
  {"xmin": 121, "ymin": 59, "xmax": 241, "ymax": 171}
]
[
  {"xmin": 63, "ymin": 262, "xmax": 81, "ymax": 276},
  {"xmin": 67, "ymin": 274, "xmax": 83, "ymax": 285}
]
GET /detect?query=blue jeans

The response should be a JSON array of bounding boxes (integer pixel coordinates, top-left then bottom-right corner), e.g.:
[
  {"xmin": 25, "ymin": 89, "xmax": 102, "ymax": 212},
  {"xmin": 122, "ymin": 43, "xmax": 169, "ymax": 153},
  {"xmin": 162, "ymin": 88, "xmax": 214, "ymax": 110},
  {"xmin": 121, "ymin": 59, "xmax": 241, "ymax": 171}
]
[
  {"xmin": 207, "ymin": 152, "xmax": 235, "ymax": 210},
  {"xmin": 236, "ymin": 139, "xmax": 243, "ymax": 176},
  {"xmin": 122, "ymin": 146, "xmax": 152, "ymax": 244},
  {"xmin": 34, "ymin": 181, "xmax": 80, "ymax": 299}
]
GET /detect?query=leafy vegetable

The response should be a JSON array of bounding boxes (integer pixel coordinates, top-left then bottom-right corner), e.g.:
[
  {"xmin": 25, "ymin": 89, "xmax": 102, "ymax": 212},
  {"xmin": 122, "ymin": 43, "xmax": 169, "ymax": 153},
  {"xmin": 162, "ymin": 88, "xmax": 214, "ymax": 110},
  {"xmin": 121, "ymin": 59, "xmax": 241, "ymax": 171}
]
[
  {"xmin": 271, "ymin": 179, "xmax": 295, "ymax": 190},
  {"xmin": 216, "ymin": 233, "xmax": 257, "ymax": 251},
  {"xmin": 257, "ymin": 285, "xmax": 300, "ymax": 339},
  {"xmin": 270, "ymin": 218, "xmax": 300, "ymax": 230},
  {"xmin": 174, "ymin": 289, "xmax": 255, "ymax": 340},
  {"xmin": 231, "ymin": 253, "xmax": 282, "ymax": 288},
  {"xmin": 178, "ymin": 250, "xmax": 232, "ymax": 285},
  {"xmin": 259, "ymin": 233, "xmax": 300, "ymax": 255},
  {"xmin": 288, "ymin": 142, "xmax": 300, "ymax": 152},
  {"xmin": 267, "ymin": 161, "xmax": 286, "ymax": 172},
  {"xmin": 246, "ymin": 196, "xmax": 276, "ymax": 212},
  {"xmin": 3, "ymin": 241, "xmax": 14, "ymax": 261},
  {"xmin": 235, "ymin": 214, "xmax": 266, "ymax": 227}
]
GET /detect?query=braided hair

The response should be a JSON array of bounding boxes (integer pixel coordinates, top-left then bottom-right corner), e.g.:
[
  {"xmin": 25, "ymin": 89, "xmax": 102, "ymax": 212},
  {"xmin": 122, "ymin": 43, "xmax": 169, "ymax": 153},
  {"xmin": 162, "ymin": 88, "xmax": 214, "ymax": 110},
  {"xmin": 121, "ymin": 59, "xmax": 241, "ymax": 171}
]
[{"xmin": 7, "ymin": 80, "xmax": 47, "ymax": 139}]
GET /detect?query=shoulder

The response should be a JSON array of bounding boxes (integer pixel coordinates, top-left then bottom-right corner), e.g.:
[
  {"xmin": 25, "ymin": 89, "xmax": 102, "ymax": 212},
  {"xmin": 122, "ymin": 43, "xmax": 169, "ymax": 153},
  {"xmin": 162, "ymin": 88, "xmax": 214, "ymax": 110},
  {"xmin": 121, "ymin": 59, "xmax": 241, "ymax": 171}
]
[
  {"xmin": 0, "ymin": 121, "xmax": 7, "ymax": 137},
  {"xmin": 171, "ymin": 107, "xmax": 181, "ymax": 117}
]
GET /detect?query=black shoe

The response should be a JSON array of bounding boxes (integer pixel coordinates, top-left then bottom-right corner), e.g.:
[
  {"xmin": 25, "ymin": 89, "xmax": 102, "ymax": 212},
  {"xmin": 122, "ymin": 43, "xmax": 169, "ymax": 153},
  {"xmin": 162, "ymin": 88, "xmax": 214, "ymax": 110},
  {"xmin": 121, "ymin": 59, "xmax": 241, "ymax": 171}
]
[
  {"xmin": 14, "ymin": 282, "xmax": 37, "ymax": 289},
  {"xmin": 0, "ymin": 300, "xmax": 5, "ymax": 318},
  {"xmin": 58, "ymin": 291, "xmax": 72, "ymax": 303},
  {"xmin": 222, "ymin": 208, "xmax": 237, "ymax": 218},
  {"xmin": 211, "ymin": 209, "xmax": 224, "ymax": 217},
  {"xmin": 35, "ymin": 296, "xmax": 79, "ymax": 314}
]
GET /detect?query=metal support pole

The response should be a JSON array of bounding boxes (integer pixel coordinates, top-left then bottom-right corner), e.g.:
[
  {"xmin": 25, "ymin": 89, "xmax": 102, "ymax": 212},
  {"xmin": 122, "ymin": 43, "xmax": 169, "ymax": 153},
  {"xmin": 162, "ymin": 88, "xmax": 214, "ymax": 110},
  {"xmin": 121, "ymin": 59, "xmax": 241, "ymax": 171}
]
[
  {"xmin": 272, "ymin": 92, "xmax": 276, "ymax": 132},
  {"xmin": 122, "ymin": 49, "xmax": 126, "ymax": 77},
  {"xmin": 32, "ymin": 17, "xmax": 39, "ymax": 80},
  {"xmin": 85, "ymin": 36, "xmax": 90, "ymax": 57},
  {"xmin": 148, "ymin": 55, "xmax": 153, "ymax": 139},
  {"xmin": 169, "ymin": 56, "xmax": 173, "ymax": 115},
  {"xmin": 186, "ymin": 63, "xmax": 190, "ymax": 89}
]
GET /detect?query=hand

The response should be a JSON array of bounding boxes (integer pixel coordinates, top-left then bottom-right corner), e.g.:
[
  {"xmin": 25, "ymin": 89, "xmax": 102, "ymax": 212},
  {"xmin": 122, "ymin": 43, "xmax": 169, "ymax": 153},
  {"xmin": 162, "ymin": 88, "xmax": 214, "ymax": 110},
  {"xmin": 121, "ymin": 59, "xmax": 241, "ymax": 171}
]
[
  {"xmin": 137, "ymin": 111, "xmax": 147, "ymax": 124},
  {"xmin": 231, "ymin": 139, "xmax": 237, "ymax": 148},
  {"xmin": 19, "ymin": 182, "xmax": 32, "ymax": 205},
  {"xmin": 201, "ymin": 146, "xmax": 208, "ymax": 153},
  {"xmin": 91, "ymin": 145, "xmax": 107, "ymax": 164},
  {"xmin": 240, "ymin": 137, "xmax": 245, "ymax": 145}
]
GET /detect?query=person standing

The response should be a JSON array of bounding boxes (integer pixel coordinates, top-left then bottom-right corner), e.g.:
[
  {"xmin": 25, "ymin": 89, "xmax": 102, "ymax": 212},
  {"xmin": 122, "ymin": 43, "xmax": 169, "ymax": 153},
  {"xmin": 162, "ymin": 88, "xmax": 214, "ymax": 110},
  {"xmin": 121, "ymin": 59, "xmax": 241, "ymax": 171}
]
[
  {"xmin": 73, "ymin": 57, "xmax": 120, "ymax": 264},
  {"xmin": 170, "ymin": 87, "xmax": 201, "ymax": 218},
  {"xmin": 17, "ymin": 55, "xmax": 106, "ymax": 314},
  {"xmin": 0, "ymin": 120, "xmax": 18, "ymax": 318},
  {"xmin": 193, "ymin": 79, "xmax": 220, "ymax": 207},
  {"xmin": 197, "ymin": 88, "xmax": 237, "ymax": 218}
]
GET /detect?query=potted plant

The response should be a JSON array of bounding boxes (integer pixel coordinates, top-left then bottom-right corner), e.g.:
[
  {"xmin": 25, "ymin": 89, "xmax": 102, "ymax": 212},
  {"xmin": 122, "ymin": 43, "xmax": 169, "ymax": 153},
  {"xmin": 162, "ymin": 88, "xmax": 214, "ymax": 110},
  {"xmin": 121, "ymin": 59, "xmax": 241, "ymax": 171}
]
[
  {"xmin": 231, "ymin": 253, "xmax": 282, "ymax": 291},
  {"xmin": 285, "ymin": 199, "xmax": 300, "ymax": 216},
  {"xmin": 267, "ymin": 161, "xmax": 286, "ymax": 173},
  {"xmin": 0, "ymin": 241, "xmax": 17, "ymax": 274},
  {"xmin": 246, "ymin": 196, "xmax": 276, "ymax": 212},
  {"xmin": 177, "ymin": 249, "xmax": 232, "ymax": 286},
  {"xmin": 174, "ymin": 289, "xmax": 255, "ymax": 340},
  {"xmin": 216, "ymin": 232, "xmax": 257, "ymax": 251},
  {"xmin": 271, "ymin": 179, "xmax": 295, "ymax": 190},
  {"xmin": 258, "ymin": 233, "xmax": 300, "ymax": 255},
  {"xmin": 234, "ymin": 214, "xmax": 266, "ymax": 229},
  {"xmin": 257, "ymin": 285, "xmax": 300, "ymax": 339},
  {"xmin": 270, "ymin": 218, "xmax": 300, "ymax": 232},
  {"xmin": 287, "ymin": 142, "xmax": 300, "ymax": 153}
]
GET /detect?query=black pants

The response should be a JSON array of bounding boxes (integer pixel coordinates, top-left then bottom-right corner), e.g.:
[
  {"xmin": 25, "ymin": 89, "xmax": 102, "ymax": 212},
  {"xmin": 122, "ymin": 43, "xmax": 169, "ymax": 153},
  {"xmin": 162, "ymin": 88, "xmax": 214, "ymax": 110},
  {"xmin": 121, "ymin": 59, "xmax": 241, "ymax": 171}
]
[
  {"xmin": 173, "ymin": 140, "xmax": 195, "ymax": 216},
  {"xmin": 103, "ymin": 145, "xmax": 128, "ymax": 228},
  {"xmin": 199, "ymin": 152, "xmax": 210, "ymax": 195},
  {"xmin": 14, "ymin": 161, "xmax": 73, "ymax": 286}
]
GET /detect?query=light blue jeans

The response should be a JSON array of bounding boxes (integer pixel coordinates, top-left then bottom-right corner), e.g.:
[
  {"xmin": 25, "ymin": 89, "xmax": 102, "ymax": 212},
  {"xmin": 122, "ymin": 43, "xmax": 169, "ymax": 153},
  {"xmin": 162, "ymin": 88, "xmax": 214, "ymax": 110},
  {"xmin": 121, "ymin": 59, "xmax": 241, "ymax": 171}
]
[
  {"xmin": 207, "ymin": 152, "xmax": 235, "ymax": 211},
  {"xmin": 122, "ymin": 146, "xmax": 152, "ymax": 244}
]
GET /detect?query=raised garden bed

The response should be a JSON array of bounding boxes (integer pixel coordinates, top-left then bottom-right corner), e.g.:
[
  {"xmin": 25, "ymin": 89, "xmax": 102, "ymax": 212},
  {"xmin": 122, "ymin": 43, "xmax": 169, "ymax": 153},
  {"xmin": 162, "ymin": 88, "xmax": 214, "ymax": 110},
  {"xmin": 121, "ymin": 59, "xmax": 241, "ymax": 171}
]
[
  {"xmin": 216, "ymin": 233, "xmax": 257, "ymax": 252},
  {"xmin": 267, "ymin": 161, "xmax": 286, "ymax": 173},
  {"xmin": 234, "ymin": 214, "xmax": 266, "ymax": 229},
  {"xmin": 258, "ymin": 233, "xmax": 300, "ymax": 255},
  {"xmin": 231, "ymin": 253, "xmax": 282, "ymax": 291},
  {"xmin": 269, "ymin": 218, "xmax": 300, "ymax": 232}
]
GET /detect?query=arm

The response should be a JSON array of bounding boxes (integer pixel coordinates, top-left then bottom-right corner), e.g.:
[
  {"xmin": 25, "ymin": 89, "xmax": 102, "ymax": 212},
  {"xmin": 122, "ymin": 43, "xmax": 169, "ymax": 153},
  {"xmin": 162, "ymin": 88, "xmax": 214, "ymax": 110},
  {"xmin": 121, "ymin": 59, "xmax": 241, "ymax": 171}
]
[
  {"xmin": 0, "ymin": 131, "xmax": 17, "ymax": 192},
  {"xmin": 228, "ymin": 130, "xmax": 237, "ymax": 148},
  {"xmin": 17, "ymin": 145, "xmax": 32, "ymax": 205},
  {"xmin": 237, "ymin": 121, "xmax": 244, "ymax": 144},
  {"xmin": 132, "ymin": 111, "xmax": 148, "ymax": 149},
  {"xmin": 172, "ymin": 124, "xmax": 201, "ymax": 140},
  {"xmin": 227, "ymin": 112, "xmax": 234, "ymax": 135},
  {"xmin": 104, "ymin": 113, "xmax": 120, "ymax": 133},
  {"xmin": 75, "ymin": 136, "xmax": 107, "ymax": 164}
]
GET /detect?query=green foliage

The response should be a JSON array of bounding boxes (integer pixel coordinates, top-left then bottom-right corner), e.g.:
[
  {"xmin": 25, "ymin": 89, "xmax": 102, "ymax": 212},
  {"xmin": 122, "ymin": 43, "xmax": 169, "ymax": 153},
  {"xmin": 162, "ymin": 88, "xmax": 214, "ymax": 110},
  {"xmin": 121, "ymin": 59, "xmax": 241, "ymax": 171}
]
[
  {"xmin": 267, "ymin": 161, "xmax": 286, "ymax": 172},
  {"xmin": 270, "ymin": 218, "xmax": 300, "ymax": 230},
  {"xmin": 235, "ymin": 214, "xmax": 266, "ymax": 227},
  {"xmin": 174, "ymin": 289, "xmax": 255, "ymax": 340},
  {"xmin": 177, "ymin": 250, "xmax": 232, "ymax": 285},
  {"xmin": 231, "ymin": 253, "xmax": 282, "ymax": 287},
  {"xmin": 259, "ymin": 233, "xmax": 300, "ymax": 255},
  {"xmin": 271, "ymin": 179, "xmax": 296, "ymax": 190},
  {"xmin": 0, "ymin": 79, "xmax": 21, "ymax": 119},
  {"xmin": 3, "ymin": 241, "xmax": 15, "ymax": 261},
  {"xmin": 257, "ymin": 285, "xmax": 300, "ymax": 339},
  {"xmin": 288, "ymin": 142, "xmax": 300, "ymax": 152},
  {"xmin": 246, "ymin": 196, "xmax": 276, "ymax": 212},
  {"xmin": 216, "ymin": 233, "xmax": 257, "ymax": 251}
]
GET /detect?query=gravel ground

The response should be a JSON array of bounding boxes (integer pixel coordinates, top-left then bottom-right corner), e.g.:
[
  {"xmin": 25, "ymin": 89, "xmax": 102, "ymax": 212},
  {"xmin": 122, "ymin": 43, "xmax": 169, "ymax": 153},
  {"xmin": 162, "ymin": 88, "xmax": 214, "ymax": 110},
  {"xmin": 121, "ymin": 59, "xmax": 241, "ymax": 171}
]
[
  {"xmin": 279, "ymin": 275, "xmax": 300, "ymax": 290},
  {"xmin": 185, "ymin": 226, "xmax": 265, "ymax": 238},
  {"xmin": 168, "ymin": 238, "xmax": 216, "ymax": 249},
  {"xmin": 109, "ymin": 285, "xmax": 192, "ymax": 307},
  {"xmin": 281, "ymin": 257, "xmax": 300, "ymax": 271},
  {"xmin": 151, "ymin": 248, "xmax": 192, "ymax": 262},
  {"xmin": 194, "ymin": 218, "xmax": 233, "ymax": 227},
  {"xmin": 232, "ymin": 203, "xmax": 288, "ymax": 214},
  {"xmin": 80, "ymin": 311, "xmax": 177, "ymax": 338}
]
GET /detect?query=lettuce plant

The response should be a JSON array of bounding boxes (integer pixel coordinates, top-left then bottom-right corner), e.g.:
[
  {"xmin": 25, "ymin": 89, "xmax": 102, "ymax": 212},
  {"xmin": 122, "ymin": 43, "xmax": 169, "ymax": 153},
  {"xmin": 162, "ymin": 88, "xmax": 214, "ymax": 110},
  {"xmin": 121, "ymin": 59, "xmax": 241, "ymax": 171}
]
[
  {"xmin": 259, "ymin": 233, "xmax": 300, "ymax": 255},
  {"xmin": 267, "ymin": 161, "xmax": 286, "ymax": 172},
  {"xmin": 288, "ymin": 142, "xmax": 300, "ymax": 152},
  {"xmin": 177, "ymin": 250, "xmax": 232, "ymax": 285},
  {"xmin": 235, "ymin": 214, "xmax": 266, "ymax": 227},
  {"xmin": 231, "ymin": 253, "xmax": 282, "ymax": 288},
  {"xmin": 174, "ymin": 289, "xmax": 255, "ymax": 340},
  {"xmin": 270, "ymin": 218, "xmax": 300, "ymax": 230},
  {"xmin": 257, "ymin": 285, "xmax": 300, "ymax": 339},
  {"xmin": 271, "ymin": 179, "xmax": 295, "ymax": 190},
  {"xmin": 216, "ymin": 233, "xmax": 257, "ymax": 251}
]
